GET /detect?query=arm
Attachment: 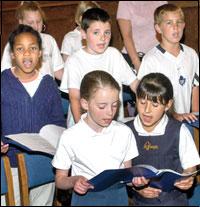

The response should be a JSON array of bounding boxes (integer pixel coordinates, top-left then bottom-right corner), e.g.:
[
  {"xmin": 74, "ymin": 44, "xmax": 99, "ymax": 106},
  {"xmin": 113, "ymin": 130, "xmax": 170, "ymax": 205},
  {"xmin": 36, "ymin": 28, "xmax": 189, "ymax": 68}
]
[
  {"xmin": 54, "ymin": 68, "xmax": 64, "ymax": 81},
  {"xmin": 62, "ymin": 54, "xmax": 69, "ymax": 63},
  {"xmin": 191, "ymin": 86, "xmax": 199, "ymax": 112},
  {"xmin": 117, "ymin": 19, "xmax": 141, "ymax": 71},
  {"xmin": 1, "ymin": 141, "xmax": 9, "ymax": 154},
  {"xmin": 55, "ymin": 169, "xmax": 94, "ymax": 194},
  {"xmin": 174, "ymin": 166, "xmax": 196, "ymax": 190},
  {"xmin": 68, "ymin": 88, "xmax": 81, "ymax": 123},
  {"xmin": 129, "ymin": 79, "xmax": 140, "ymax": 94}
]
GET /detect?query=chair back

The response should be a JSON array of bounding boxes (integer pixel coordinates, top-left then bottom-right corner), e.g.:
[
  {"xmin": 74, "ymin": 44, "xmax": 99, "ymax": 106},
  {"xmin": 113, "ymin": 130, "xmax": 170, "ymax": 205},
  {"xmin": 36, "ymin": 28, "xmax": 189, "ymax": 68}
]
[
  {"xmin": 16, "ymin": 153, "xmax": 55, "ymax": 206},
  {"xmin": 1, "ymin": 156, "xmax": 15, "ymax": 206}
]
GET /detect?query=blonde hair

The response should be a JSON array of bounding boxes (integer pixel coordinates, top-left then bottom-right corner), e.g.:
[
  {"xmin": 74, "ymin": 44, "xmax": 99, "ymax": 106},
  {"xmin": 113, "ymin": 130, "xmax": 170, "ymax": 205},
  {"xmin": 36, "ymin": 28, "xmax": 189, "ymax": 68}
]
[
  {"xmin": 75, "ymin": 1, "xmax": 100, "ymax": 26},
  {"xmin": 16, "ymin": 1, "xmax": 46, "ymax": 24},
  {"xmin": 154, "ymin": 3, "xmax": 184, "ymax": 25}
]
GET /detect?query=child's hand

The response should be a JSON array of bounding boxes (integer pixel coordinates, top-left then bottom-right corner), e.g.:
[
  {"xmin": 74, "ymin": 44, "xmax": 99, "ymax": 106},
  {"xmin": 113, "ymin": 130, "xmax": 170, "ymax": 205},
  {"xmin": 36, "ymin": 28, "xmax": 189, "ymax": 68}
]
[
  {"xmin": 173, "ymin": 112, "xmax": 197, "ymax": 122},
  {"xmin": 132, "ymin": 176, "xmax": 149, "ymax": 187},
  {"xmin": 74, "ymin": 176, "xmax": 94, "ymax": 194},
  {"xmin": 1, "ymin": 141, "xmax": 9, "ymax": 154},
  {"xmin": 174, "ymin": 176, "xmax": 194, "ymax": 190},
  {"xmin": 135, "ymin": 186, "xmax": 162, "ymax": 198}
]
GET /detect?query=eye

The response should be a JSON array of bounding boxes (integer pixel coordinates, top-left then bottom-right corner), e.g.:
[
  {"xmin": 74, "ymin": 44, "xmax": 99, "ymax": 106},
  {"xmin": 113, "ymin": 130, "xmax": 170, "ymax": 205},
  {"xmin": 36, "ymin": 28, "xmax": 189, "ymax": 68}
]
[
  {"xmin": 140, "ymin": 99, "xmax": 146, "ymax": 105},
  {"xmin": 152, "ymin": 102, "xmax": 159, "ymax": 107},
  {"xmin": 30, "ymin": 46, "xmax": 38, "ymax": 51},
  {"xmin": 105, "ymin": 31, "xmax": 111, "ymax": 36},
  {"xmin": 16, "ymin": 47, "xmax": 24, "ymax": 53},
  {"xmin": 93, "ymin": 31, "xmax": 99, "ymax": 35}
]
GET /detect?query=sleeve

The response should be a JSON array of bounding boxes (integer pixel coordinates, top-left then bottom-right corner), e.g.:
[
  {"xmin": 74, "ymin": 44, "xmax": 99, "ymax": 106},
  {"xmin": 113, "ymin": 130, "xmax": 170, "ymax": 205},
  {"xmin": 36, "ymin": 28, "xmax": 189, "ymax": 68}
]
[
  {"xmin": 115, "ymin": 48, "xmax": 136, "ymax": 85},
  {"xmin": 52, "ymin": 131, "xmax": 74, "ymax": 170},
  {"xmin": 60, "ymin": 56, "xmax": 81, "ymax": 93},
  {"xmin": 137, "ymin": 54, "xmax": 155, "ymax": 80},
  {"xmin": 48, "ymin": 78, "xmax": 66, "ymax": 127},
  {"xmin": 124, "ymin": 128, "xmax": 139, "ymax": 162},
  {"xmin": 61, "ymin": 34, "xmax": 73, "ymax": 56},
  {"xmin": 179, "ymin": 124, "xmax": 200, "ymax": 169},
  {"xmin": 1, "ymin": 43, "xmax": 12, "ymax": 72},
  {"xmin": 116, "ymin": 1, "xmax": 130, "ymax": 20},
  {"xmin": 192, "ymin": 50, "xmax": 199, "ymax": 87},
  {"xmin": 50, "ymin": 36, "xmax": 64, "ymax": 72}
]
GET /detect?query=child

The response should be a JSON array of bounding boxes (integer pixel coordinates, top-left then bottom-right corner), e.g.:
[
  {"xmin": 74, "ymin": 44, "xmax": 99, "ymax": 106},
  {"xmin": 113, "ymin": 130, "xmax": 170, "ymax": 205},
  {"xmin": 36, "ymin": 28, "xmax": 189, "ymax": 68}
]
[
  {"xmin": 52, "ymin": 70, "xmax": 147, "ymax": 206},
  {"xmin": 60, "ymin": 1, "xmax": 100, "ymax": 117},
  {"xmin": 1, "ymin": 24, "xmax": 66, "ymax": 206},
  {"xmin": 60, "ymin": 8, "xmax": 138, "ymax": 128},
  {"xmin": 125, "ymin": 73, "xmax": 200, "ymax": 206},
  {"xmin": 61, "ymin": 1, "xmax": 100, "ymax": 62},
  {"xmin": 137, "ymin": 4, "xmax": 199, "ymax": 123},
  {"xmin": 1, "ymin": 1, "xmax": 64, "ymax": 80}
]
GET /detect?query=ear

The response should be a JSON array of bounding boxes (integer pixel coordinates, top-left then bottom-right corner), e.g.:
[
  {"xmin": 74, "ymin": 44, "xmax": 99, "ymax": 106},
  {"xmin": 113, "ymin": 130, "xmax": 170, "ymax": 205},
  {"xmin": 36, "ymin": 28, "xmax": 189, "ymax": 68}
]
[
  {"xmin": 80, "ymin": 98, "xmax": 89, "ymax": 111},
  {"xmin": 80, "ymin": 29, "xmax": 87, "ymax": 40},
  {"xmin": 155, "ymin": 24, "xmax": 162, "ymax": 34},
  {"xmin": 165, "ymin": 99, "xmax": 173, "ymax": 112},
  {"xmin": 38, "ymin": 50, "xmax": 42, "ymax": 58},
  {"xmin": 10, "ymin": 52, "xmax": 15, "ymax": 60}
]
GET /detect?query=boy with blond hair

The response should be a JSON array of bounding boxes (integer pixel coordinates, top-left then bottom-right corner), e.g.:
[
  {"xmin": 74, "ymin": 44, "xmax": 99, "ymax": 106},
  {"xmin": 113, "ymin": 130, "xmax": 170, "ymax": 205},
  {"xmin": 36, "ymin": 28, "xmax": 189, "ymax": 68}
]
[{"xmin": 137, "ymin": 4, "xmax": 199, "ymax": 123}]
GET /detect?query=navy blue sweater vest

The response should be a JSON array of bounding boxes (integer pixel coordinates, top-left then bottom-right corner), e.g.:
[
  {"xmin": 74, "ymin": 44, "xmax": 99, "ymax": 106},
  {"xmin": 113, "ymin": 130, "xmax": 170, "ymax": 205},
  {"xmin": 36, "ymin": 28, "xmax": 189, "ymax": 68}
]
[
  {"xmin": 1, "ymin": 69, "xmax": 66, "ymax": 166},
  {"xmin": 125, "ymin": 118, "xmax": 188, "ymax": 205}
]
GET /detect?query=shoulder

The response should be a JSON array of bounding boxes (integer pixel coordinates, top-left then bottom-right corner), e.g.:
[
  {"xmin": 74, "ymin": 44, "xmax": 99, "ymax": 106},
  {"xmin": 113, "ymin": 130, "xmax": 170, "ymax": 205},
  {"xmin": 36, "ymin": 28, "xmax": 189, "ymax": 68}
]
[
  {"xmin": 111, "ymin": 120, "xmax": 134, "ymax": 134},
  {"xmin": 1, "ymin": 69, "xmax": 12, "ymax": 80},
  {"xmin": 40, "ymin": 33, "xmax": 57, "ymax": 44},
  {"xmin": 181, "ymin": 44, "xmax": 198, "ymax": 56}
]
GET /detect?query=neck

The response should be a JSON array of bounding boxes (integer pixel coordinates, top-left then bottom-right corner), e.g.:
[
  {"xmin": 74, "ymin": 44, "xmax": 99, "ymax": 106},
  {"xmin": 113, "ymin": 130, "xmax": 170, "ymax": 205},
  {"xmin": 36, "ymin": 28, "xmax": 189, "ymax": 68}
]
[
  {"xmin": 160, "ymin": 42, "xmax": 181, "ymax": 57},
  {"xmin": 12, "ymin": 68, "xmax": 38, "ymax": 83}
]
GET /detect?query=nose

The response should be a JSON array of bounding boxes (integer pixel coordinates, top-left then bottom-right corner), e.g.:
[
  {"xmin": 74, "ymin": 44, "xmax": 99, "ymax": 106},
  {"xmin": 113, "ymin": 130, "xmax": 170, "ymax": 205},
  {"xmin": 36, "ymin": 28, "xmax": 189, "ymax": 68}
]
[
  {"xmin": 106, "ymin": 106, "xmax": 114, "ymax": 117},
  {"xmin": 144, "ymin": 101, "xmax": 151, "ymax": 113},
  {"xmin": 100, "ymin": 34, "xmax": 106, "ymax": 41},
  {"xmin": 23, "ymin": 48, "xmax": 31, "ymax": 56}
]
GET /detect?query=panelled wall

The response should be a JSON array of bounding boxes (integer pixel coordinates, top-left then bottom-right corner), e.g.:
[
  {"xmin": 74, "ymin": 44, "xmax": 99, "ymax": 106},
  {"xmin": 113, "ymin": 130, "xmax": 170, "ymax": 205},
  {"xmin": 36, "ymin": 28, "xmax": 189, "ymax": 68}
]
[{"xmin": 1, "ymin": 1, "xmax": 199, "ymax": 57}]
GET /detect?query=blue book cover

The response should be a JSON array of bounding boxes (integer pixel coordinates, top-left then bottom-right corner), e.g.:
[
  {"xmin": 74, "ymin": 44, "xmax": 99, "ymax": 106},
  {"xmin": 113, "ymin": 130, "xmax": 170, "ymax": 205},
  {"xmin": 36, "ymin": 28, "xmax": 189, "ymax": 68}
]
[{"xmin": 88, "ymin": 164, "xmax": 200, "ymax": 192}]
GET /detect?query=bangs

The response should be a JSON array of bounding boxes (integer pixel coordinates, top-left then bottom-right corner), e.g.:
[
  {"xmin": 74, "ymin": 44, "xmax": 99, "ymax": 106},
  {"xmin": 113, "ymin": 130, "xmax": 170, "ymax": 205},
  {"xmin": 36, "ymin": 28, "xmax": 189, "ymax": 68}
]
[{"xmin": 137, "ymin": 82, "xmax": 167, "ymax": 105}]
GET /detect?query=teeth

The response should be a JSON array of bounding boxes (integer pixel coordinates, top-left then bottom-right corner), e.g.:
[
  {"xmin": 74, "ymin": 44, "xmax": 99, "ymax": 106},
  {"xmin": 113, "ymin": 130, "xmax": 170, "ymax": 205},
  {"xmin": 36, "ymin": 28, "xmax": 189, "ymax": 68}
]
[{"xmin": 23, "ymin": 60, "xmax": 32, "ymax": 67}]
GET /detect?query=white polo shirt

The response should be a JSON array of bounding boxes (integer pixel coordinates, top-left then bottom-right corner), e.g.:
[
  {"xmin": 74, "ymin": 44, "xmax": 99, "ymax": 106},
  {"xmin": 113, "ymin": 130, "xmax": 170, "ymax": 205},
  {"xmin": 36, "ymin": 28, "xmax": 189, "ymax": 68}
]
[
  {"xmin": 52, "ymin": 113, "xmax": 139, "ymax": 179},
  {"xmin": 60, "ymin": 46, "xmax": 136, "ymax": 127},
  {"xmin": 1, "ymin": 33, "xmax": 64, "ymax": 78},
  {"xmin": 137, "ymin": 44, "xmax": 199, "ymax": 114},
  {"xmin": 133, "ymin": 114, "xmax": 200, "ymax": 170}
]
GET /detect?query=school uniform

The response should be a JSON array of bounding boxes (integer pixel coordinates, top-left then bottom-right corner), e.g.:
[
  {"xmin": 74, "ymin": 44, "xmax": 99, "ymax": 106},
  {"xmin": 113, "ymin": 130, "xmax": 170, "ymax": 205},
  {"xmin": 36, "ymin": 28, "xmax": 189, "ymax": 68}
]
[
  {"xmin": 125, "ymin": 114, "xmax": 200, "ymax": 206},
  {"xmin": 137, "ymin": 44, "xmax": 199, "ymax": 114},
  {"xmin": 52, "ymin": 113, "xmax": 139, "ymax": 206},
  {"xmin": 60, "ymin": 47, "xmax": 136, "ymax": 128}
]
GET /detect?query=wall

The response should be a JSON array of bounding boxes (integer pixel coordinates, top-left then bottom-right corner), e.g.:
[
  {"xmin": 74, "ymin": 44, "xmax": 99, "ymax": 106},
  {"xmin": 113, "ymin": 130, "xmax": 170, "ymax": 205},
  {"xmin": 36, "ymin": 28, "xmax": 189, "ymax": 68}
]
[{"xmin": 1, "ymin": 1, "xmax": 199, "ymax": 58}]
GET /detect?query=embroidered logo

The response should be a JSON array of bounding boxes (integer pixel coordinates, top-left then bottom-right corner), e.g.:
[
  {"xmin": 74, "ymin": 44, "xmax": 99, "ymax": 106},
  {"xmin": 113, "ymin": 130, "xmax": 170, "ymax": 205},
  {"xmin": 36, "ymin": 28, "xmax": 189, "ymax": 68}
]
[
  {"xmin": 143, "ymin": 141, "xmax": 158, "ymax": 150},
  {"xmin": 179, "ymin": 75, "xmax": 186, "ymax": 86}
]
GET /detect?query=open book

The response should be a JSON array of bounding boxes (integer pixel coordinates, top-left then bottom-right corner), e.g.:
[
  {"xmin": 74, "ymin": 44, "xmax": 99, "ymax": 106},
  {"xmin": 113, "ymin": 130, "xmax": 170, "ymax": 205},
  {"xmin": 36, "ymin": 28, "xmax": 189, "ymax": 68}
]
[
  {"xmin": 5, "ymin": 124, "xmax": 66, "ymax": 156},
  {"xmin": 88, "ymin": 164, "xmax": 200, "ymax": 192}
]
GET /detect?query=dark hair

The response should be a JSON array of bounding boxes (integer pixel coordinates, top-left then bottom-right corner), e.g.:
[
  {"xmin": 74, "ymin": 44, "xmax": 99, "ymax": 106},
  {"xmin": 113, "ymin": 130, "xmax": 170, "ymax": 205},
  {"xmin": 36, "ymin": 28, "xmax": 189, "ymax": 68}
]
[
  {"xmin": 81, "ymin": 8, "xmax": 111, "ymax": 31},
  {"xmin": 8, "ymin": 24, "xmax": 42, "ymax": 52},
  {"xmin": 136, "ymin": 73, "xmax": 173, "ymax": 105},
  {"xmin": 80, "ymin": 70, "xmax": 120, "ymax": 100}
]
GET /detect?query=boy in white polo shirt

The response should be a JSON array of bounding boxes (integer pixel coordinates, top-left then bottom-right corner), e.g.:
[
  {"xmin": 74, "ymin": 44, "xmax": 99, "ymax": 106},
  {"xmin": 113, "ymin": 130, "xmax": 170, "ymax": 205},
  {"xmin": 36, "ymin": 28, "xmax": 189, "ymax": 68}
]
[
  {"xmin": 137, "ymin": 4, "xmax": 199, "ymax": 123},
  {"xmin": 60, "ymin": 8, "xmax": 137, "ymax": 128}
]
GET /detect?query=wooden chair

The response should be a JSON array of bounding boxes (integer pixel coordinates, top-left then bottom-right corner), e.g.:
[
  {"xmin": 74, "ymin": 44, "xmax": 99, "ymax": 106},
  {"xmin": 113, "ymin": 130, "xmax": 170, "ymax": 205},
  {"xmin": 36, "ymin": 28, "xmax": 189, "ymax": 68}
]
[
  {"xmin": 1, "ymin": 156, "xmax": 15, "ymax": 206},
  {"xmin": 16, "ymin": 153, "xmax": 61, "ymax": 206}
]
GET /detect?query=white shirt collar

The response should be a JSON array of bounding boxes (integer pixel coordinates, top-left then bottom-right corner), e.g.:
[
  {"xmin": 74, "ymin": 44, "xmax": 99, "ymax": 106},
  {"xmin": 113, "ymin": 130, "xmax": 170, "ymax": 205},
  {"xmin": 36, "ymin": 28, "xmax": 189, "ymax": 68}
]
[
  {"xmin": 79, "ymin": 113, "xmax": 113, "ymax": 137},
  {"xmin": 134, "ymin": 114, "xmax": 169, "ymax": 136}
]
